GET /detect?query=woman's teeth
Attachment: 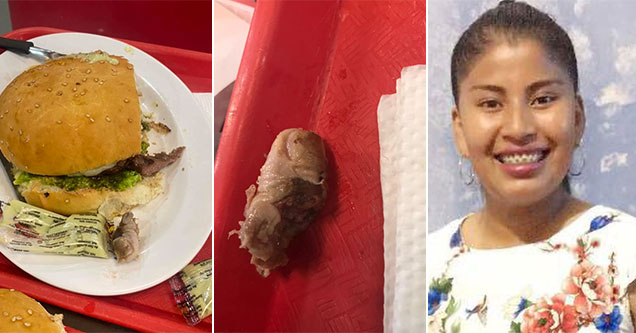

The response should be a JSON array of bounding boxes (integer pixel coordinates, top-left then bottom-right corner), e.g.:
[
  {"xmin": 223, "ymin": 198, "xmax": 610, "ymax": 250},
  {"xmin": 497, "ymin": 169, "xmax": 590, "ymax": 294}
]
[{"xmin": 500, "ymin": 152, "xmax": 543, "ymax": 164}]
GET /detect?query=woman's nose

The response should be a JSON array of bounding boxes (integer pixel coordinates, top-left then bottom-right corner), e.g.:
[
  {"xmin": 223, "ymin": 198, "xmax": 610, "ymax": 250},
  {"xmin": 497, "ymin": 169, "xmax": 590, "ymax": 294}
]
[{"xmin": 501, "ymin": 101, "xmax": 536, "ymax": 144}]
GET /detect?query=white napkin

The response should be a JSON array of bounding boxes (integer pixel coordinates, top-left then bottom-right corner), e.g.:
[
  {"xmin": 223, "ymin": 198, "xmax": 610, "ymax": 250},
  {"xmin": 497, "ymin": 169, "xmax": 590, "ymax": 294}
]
[{"xmin": 378, "ymin": 65, "xmax": 427, "ymax": 332}]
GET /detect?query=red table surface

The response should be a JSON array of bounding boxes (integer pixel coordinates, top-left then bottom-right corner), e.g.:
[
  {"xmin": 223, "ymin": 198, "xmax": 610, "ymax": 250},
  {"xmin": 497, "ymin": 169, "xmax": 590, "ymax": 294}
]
[
  {"xmin": 214, "ymin": 0, "xmax": 425, "ymax": 331},
  {"xmin": 0, "ymin": 27, "xmax": 212, "ymax": 332}
]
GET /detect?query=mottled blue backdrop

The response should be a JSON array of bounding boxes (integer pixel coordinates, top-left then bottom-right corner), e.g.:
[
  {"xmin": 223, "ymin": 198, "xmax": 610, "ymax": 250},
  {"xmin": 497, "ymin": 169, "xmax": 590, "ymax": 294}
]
[{"xmin": 429, "ymin": 0, "xmax": 636, "ymax": 231}]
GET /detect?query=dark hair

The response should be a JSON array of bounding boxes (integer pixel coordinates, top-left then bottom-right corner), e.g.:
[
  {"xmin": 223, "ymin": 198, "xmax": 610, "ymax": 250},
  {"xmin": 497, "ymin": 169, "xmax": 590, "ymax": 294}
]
[
  {"xmin": 452, "ymin": 0, "xmax": 577, "ymax": 194},
  {"xmin": 450, "ymin": 0, "xmax": 579, "ymax": 104}
]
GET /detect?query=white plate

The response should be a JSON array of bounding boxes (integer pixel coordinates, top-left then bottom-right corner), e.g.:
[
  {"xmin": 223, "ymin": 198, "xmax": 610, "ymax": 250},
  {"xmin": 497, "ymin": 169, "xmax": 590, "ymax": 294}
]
[{"xmin": 0, "ymin": 33, "xmax": 212, "ymax": 295}]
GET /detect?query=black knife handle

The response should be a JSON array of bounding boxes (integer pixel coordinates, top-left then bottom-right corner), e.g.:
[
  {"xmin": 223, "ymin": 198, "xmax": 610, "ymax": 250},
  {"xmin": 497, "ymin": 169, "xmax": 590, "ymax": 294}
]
[{"xmin": 0, "ymin": 37, "xmax": 34, "ymax": 54}]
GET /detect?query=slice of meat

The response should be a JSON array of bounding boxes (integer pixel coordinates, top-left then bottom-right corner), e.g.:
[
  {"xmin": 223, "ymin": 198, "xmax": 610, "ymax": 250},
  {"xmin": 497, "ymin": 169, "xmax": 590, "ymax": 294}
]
[
  {"xmin": 111, "ymin": 212, "xmax": 140, "ymax": 263},
  {"xmin": 102, "ymin": 146, "xmax": 185, "ymax": 177},
  {"xmin": 149, "ymin": 121, "xmax": 172, "ymax": 134},
  {"xmin": 230, "ymin": 128, "xmax": 328, "ymax": 277}
]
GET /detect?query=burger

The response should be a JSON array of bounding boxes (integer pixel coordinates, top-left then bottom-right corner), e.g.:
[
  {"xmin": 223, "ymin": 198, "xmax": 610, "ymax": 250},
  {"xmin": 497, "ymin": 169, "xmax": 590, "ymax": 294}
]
[
  {"xmin": 0, "ymin": 51, "xmax": 184, "ymax": 218},
  {"xmin": 0, "ymin": 288, "xmax": 66, "ymax": 332}
]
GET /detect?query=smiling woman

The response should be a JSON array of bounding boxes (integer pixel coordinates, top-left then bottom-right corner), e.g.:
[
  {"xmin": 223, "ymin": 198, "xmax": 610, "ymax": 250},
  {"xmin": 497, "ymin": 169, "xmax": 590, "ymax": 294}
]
[{"xmin": 427, "ymin": 1, "xmax": 636, "ymax": 332}]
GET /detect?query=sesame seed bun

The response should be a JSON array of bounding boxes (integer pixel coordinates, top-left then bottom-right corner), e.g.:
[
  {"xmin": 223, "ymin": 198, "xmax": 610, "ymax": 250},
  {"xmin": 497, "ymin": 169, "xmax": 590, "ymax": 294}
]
[
  {"xmin": 0, "ymin": 51, "xmax": 141, "ymax": 176},
  {"xmin": 0, "ymin": 289, "xmax": 65, "ymax": 333}
]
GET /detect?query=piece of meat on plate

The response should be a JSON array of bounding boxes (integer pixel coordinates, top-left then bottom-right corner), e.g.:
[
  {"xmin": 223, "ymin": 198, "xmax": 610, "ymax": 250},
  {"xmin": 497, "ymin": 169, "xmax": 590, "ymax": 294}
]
[
  {"xmin": 230, "ymin": 128, "xmax": 328, "ymax": 277},
  {"xmin": 112, "ymin": 212, "xmax": 140, "ymax": 263}
]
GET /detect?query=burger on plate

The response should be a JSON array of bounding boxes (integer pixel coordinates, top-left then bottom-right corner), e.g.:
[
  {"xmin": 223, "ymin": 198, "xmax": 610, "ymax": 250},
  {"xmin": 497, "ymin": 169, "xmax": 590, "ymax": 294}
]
[{"xmin": 0, "ymin": 51, "xmax": 184, "ymax": 218}]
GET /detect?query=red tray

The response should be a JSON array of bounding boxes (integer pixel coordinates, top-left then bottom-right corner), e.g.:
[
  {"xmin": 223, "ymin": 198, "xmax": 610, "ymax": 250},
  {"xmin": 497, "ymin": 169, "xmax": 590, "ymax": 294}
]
[
  {"xmin": 214, "ymin": 0, "xmax": 426, "ymax": 331},
  {"xmin": 0, "ymin": 27, "xmax": 212, "ymax": 332}
]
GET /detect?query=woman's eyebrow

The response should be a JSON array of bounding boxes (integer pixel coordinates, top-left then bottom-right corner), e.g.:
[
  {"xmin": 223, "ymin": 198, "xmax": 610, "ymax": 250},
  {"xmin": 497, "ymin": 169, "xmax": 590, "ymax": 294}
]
[
  {"xmin": 527, "ymin": 79, "xmax": 565, "ymax": 93},
  {"xmin": 469, "ymin": 84, "xmax": 505, "ymax": 94}
]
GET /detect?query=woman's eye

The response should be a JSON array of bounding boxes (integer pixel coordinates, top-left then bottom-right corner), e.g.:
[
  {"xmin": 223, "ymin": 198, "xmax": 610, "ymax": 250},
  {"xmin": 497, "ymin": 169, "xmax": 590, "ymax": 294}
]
[
  {"xmin": 531, "ymin": 95, "xmax": 556, "ymax": 106},
  {"xmin": 477, "ymin": 99, "xmax": 501, "ymax": 110}
]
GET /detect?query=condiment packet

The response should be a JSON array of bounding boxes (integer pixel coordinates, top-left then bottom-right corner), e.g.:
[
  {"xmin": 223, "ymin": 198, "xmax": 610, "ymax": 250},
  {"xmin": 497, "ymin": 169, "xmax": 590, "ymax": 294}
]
[
  {"xmin": 0, "ymin": 200, "xmax": 109, "ymax": 258},
  {"xmin": 169, "ymin": 259, "xmax": 212, "ymax": 325}
]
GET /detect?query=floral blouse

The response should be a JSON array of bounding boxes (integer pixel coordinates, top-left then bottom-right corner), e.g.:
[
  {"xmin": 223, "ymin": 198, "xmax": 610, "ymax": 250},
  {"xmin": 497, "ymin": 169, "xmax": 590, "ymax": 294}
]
[{"xmin": 427, "ymin": 206, "xmax": 636, "ymax": 332}]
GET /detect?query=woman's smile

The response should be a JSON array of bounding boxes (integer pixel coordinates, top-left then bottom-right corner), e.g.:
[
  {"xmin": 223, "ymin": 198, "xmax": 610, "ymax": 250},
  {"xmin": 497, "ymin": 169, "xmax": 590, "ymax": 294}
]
[{"xmin": 495, "ymin": 147, "xmax": 550, "ymax": 178}]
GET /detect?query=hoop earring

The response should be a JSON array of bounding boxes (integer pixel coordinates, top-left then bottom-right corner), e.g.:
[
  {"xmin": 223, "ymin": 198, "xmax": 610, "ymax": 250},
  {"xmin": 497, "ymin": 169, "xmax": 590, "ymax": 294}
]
[
  {"xmin": 569, "ymin": 142, "xmax": 585, "ymax": 177},
  {"xmin": 459, "ymin": 156, "xmax": 475, "ymax": 185}
]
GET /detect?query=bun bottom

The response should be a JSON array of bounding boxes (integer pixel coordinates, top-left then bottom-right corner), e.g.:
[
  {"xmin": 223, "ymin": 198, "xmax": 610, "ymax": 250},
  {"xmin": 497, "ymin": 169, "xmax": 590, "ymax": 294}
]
[
  {"xmin": 19, "ymin": 173, "xmax": 163, "ymax": 219},
  {"xmin": 0, "ymin": 288, "xmax": 65, "ymax": 332}
]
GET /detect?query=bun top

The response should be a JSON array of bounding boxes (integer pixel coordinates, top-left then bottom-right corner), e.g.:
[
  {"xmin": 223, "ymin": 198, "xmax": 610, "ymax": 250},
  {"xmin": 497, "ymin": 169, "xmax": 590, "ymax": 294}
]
[
  {"xmin": 0, "ymin": 288, "xmax": 66, "ymax": 332},
  {"xmin": 0, "ymin": 51, "xmax": 142, "ymax": 175}
]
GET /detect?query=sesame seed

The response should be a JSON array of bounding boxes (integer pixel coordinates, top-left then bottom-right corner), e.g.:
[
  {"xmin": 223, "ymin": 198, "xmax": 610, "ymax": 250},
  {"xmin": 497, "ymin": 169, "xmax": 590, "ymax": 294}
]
[
  {"xmin": 57, "ymin": 91, "xmax": 63, "ymax": 96},
  {"xmin": 127, "ymin": 64, "xmax": 133, "ymax": 70},
  {"xmin": 67, "ymin": 68, "xmax": 72, "ymax": 72},
  {"xmin": 56, "ymin": 120, "xmax": 62, "ymax": 124},
  {"xmin": 124, "ymin": 98, "xmax": 129, "ymax": 103},
  {"xmin": 64, "ymin": 199, "xmax": 69, "ymax": 203},
  {"xmin": 26, "ymin": 109, "xmax": 32, "ymax": 113},
  {"xmin": 111, "ymin": 68, "xmax": 117, "ymax": 72},
  {"xmin": 85, "ymin": 114, "xmax": 90, "ymax": 118},
  {"xmin": 82, "ymin": 78, "xmax": 87, "ymax": 82},
  {"xmin": 62, "ymin": 82, "xmax": 68, "ymax": 86},
  {"xmin": 94, "ymin": 78, "xmax": 99, "ymax": 82},
  {"xmin": 47, "ymin": 88, "xmax": 52, "ymax": 92},
  {"xmin": 80, "ymin": 91, "xmax": 86, "ymax": 96},
  {"xmin": 66, "ymin": 74, "xmax": 71, "ymax": 78},
  {"xmin": 24, "ymin": 137, "xmax": 29, "ymax": 143},
  {"xmin": 34, "ymin": 103, "xmax": 40, "ymax": 108},
  {"xmin": 0, "ymin": 115, "xmax": 3, "ymax": 119},
  {"xmin": 9, "ymin": 126, "xmax": 13, "ymax": 131},
  {"xmin": 74, "ymin": 93, "xmax": 79, "ymax": 97},
  {"xmin": 24, "ymin": 322, "xmax": 31, "ymax": 327},
  {"xmin": 16, "ymin": 98, "xmax": 21, "ymax": 103},
  {"xmin": 11, "ymin": 317, "xmax": 16, "ymax": 322},
  {"xmin": 89, "ymin": 118, "xmax": 95, "ymax": 123},
  {"xmin": 44, "ymin": 73, "xmax": 49, "ymax": 77},
  {"xmin": 27, "ymin": 309, "xmax": 32, "ymax": 315},
  {"xmin": 105, "ymin": 116, "xmax": 111, "ymax": 122},
  {"xmin": 18, "ymin": 130, "xmax": 22, "ymax": 135},
  {"xmin": 86, "ymin": 69, "xmax": 92, "ymax": 74},
  {"xmin": 16, "ymin": 315, "xmax": 22, "ymax": 320},
  {"xmin": 72, "ymin": 87, "xmax": 77, "ymax": 92},
  {"xmin": 128, "ymin": 118, "xmax": 133, "ymax": 123},
  {"xmin": 99, "ymin": 81, "xmax": 104, "ymax": 85},
  {"xmin": 0, "ymin": 140, "xmax": 3, "ymax": 144},
  {"xmin": 2, "ymin": 312, "xmax": 7, "ymax": 316}
]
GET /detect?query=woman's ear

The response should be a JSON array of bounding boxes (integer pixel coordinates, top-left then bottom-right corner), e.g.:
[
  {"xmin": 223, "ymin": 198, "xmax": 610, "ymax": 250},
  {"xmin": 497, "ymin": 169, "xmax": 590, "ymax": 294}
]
[
  {"xmin": 574, "ymin": 94, "xmax": 586, "ymax": 145},
  {"xmin": 452, "ymin": 107, "xmax": 470, "ymax": 157}
]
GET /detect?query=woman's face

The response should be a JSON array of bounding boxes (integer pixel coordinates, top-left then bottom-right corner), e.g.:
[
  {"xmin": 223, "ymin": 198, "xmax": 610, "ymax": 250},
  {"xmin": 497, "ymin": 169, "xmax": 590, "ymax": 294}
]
[{"xmin": 453, "ymin": 38, "xmax": 585, "ymax": 207}]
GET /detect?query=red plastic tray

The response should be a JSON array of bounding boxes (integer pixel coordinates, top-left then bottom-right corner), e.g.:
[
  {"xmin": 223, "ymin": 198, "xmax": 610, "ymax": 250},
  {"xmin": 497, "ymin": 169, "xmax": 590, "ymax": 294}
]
[
  {"xmin": 214, "ymin": 0, "xmax": 426, "ymax": 331},
  {"xmin": 0, "ymin": 27, "xmax": 211, "ymax": 332}
]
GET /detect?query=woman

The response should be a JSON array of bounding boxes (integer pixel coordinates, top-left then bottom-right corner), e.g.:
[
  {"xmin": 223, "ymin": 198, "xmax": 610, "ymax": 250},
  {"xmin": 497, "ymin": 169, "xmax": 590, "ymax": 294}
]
[{"xmin": 428, "ymin": 1, "xmax": 636, "ymax": 332}]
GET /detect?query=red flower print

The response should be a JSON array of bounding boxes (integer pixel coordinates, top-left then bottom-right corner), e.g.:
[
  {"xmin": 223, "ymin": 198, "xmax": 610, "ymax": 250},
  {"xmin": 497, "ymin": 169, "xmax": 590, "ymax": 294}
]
[
  {"xmin": 563, "ymin": 260, "xmax": 613, "ymax": 318},
  {"xmin": 521, "ymin": 294, "xmax": 577, "ymax": 333}
]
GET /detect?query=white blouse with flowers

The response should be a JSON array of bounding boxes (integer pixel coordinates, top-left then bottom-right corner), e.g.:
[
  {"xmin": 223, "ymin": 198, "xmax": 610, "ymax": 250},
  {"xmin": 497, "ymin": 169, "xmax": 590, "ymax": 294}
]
[{"xmin": 427, "ymin": 206, "xmax": 636, "ymax": 332}]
